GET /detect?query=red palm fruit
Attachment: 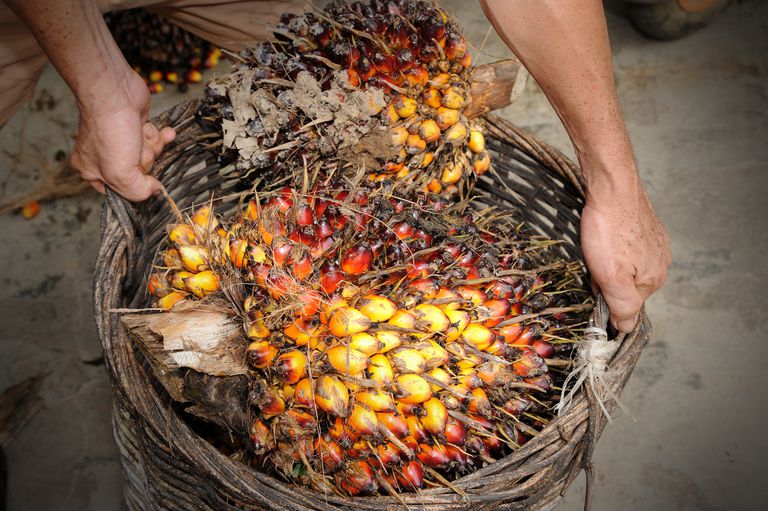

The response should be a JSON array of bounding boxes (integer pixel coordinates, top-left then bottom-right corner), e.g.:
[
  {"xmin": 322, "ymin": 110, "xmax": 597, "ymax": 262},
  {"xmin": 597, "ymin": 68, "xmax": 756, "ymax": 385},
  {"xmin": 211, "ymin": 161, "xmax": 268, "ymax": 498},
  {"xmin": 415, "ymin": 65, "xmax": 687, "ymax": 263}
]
[
  {"xmin": 288, "ymin": 226, "xmax": 316, "ymax": 245},
  {"xmin": 392, "ymin": 221, "xmax": 414, "ymax": 239},
  {"xmin": 486, "ymin": 279, "xmax": 515, "ymax": 299},
  {"xmin": 330, "ymin": 417, "xmax": 358, "ymax": 447},
  {"xmin": 272, "ymin": 239, "xmax": 293, "ymax": 266},
  {"xmin": 266, "ymin": 194, "xmax": 292, "ymax": 213},
  {"xmin": 395, "ymin": 47, "xmax": 415, "ymax": 70},
  {"xmin": 246, "ymin": 341, "xmax": 278, "ymax": 368},
  {"xmin": 464, "ymin": 435, "xmax": 485, "ymax": 455},
  {"xmin": 371, "ymin": 51, "xmax": 396, "ymax": 74},
  {"xmin": 513, "ymin": 350, "xmax": 546, "ymax": 377},
  {"xmin": 260, "ymin": 390, "xmax": 286, "ymax": 419},
  {"xmin": 444, "ymin": 33, "xmax": 467, "ymax": 60},
  {"xmin": 316, "ymin": 219, "xmax": 334, "ymax": 238},
  {"xmin": 417, "ymin": 444, "xmax": 450, "ymax": 469},
  {"xmin": 532, "ymin": 339, "xmax": 555, "ymax": 358},
  {"xmin": 413, "ymin": 229, "xmax": 433, "ymax": 245},
  {"xmin": 397, "ymin": 460, "xmax": 424, "ymax": 489},
  {"xmin": 296, "ymin": 289, "xmax": 322, "ymax": 317},
  {"xmin": 515, "ymin": 325, "xmax": 536, "ymax": 346},
  {"xmin": 407, "ymin": 260, "xmax": 432, "ymax": 279},
  {"xmin": 500, "ymin": 323, "xmax": 523, "ymax": 343},
  {"xmin": 296, "ymin": 204, "xmax": 314, "ymax": 226},
  {"xmin": 282, "ymin": 410, "xmax": 317, "ymax": 437},
  {"xmin": 468, "ymin": 413, "xmax": 495, "ymax": 433},
  {"xmin": 456, "ymin": 286, "xmax": 487, "ymax": 306},
  {"xmin": 265, "ymin": 273, "xmax": 295, "ymax": 300},
  {"xmin": 465, "ymin": 265, "xmax": 481, "ymax": 280},
  {"xmin": 274, "ymin": 350, "xmax": 307, "ymax": 384},
  {"xmin": 403, "ymin": 66, "xmax": 429, "ymax": 87},
  {"xmin": 483, "ymin": 434, "xmax": 504, "ymax": 455},
  {"xmin": 482, "ymin": 299, "xmax": 510, "ymax": 327},
  {"xmin": 293, "ymin": 377, "xmax": 314, "ymax": 408},
  {"xmin": 444, "ymin": 444, "xmax": 469, "ymax": 466},
  {"xmin": 444, "ymin": 419, "xmax": 466, "ymax": 445},
  {"xmin": 408, "ymin": 278, "xmax": 439, "ymax": 299},
  {"xmin": 341, "ymin": 244, "xmax": 373, "ymax": 275},
  {"xmin": 357, "ymin": 56, "xmax": 376, "ymax": 81},
  {"xmin": 314, "ymin": 436, "xmax": 345, "ymax": 472},
  {"xmin": 502, "ymin": 397, "xmax": 530, "ymax": 417},
  {"xmin": 249, "ymin": 419, "xmax": 273, "ymax": 452},
  {"xmin": 377, "ymin": 443, "xmax": 401, "ymax": 466},
  {"xmin": 320, "ymin": 263, "xmax": 346, "ymax": 294},
  {"xmin": 348, "ymin": 404, "xmax": 379, "ymax": 436},
  {"xmin": 406, "ymin": 415, "xmax": 428, "ymax": 443},
  {"xmin": 310, "ymin": 236, "xmax": 335, "ymax": 259},
  {"xmin": 460, "ymin": 52, "xmax": 472, "ymax": 68},
  {"xmin": 525, "ymin": 374, "xmax": 552, "ymax": 392},
  {"xmin": 377, "ymin": 412, "xmax": 409, "ymax": 439},
  {"xmin": 251, "ymin": 263, "xmax": 270, "ymax": 287},
  {"xmin": 292, "ymin": 253, "xmax": 313, "ymax": 280},
  {"xmin": 338, "ymin": 460, "xmax": 377, "ymax": 496}
]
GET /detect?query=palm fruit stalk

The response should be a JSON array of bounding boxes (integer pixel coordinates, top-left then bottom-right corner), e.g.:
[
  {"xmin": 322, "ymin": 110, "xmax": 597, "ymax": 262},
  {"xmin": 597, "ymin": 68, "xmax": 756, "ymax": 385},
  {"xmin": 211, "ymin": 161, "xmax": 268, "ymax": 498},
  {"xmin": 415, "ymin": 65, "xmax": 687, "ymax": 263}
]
[
  {"xmin": 105, "ymin": 8, "xmax": 221, "ymax": 94},
  {"xmin": 197, "ymin": 0, "xmax": 492, "ymax": 198},
  {"xmin": 147, "ymin": 188, "xmax": 591, "ymax": 496}
]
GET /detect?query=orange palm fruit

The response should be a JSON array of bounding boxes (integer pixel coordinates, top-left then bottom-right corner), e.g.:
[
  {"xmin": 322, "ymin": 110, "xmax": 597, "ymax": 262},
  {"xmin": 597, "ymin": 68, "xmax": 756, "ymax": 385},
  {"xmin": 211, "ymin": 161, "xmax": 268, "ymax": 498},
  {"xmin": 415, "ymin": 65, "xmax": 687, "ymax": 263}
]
[
  {"xmin": 468, "ymin": 387, "xmax": 493, "ymax": 416},
  {"xmin": 314, "ymin": 436, "xmax": 345, "ymax": 471},
  {"xmin": 348, "ymin": 403, "xmax": 380, "ymax": 436},
  {"xmin": 375, "ymin": 331, "xmax": 403, "ymax": 353},
  {"xmin": 473, "ymin": 151, "xmax": 491, "ymax": 174},
  {"xmin": 190, "ymin": 206, "xmax": 218, "ymax": 230},
  {"xmin": 284, "ymin": 317, "xmax": 322, "ymax": 346},
  {"xmin": 368, "ymin": 354, "xmax": 395, "ymax": 384},
  {"xmin": 435, "ymin": 107, "xmax": 459, "ymax": 130},
  {"xmin": 468, "ymin": 130, "xmax": 486, "ymax": 153},
  {"xmin": 358, "ymin": 294, "xmax": 398, "ymax": 322},
  {"xmin": 389, "ymin": 348, "xmax": 427, "ymax": 374},
  {"xmin": 377, "ymin": 443, "xmax": 402, "ymax": 466},
  {"xmin": 229, "ymin": 238, "xmax": 249, "ymax": 268},
  {"xmin": 481, "ymin": 299, "xmax": 510, "ymax": 327},
  {"xmin": 338, "ymin": 460, "xmax": 377, "ymax": 496},
  {"xmin": 274, "ymin": 350, "xmax": 307, "ymax": 384},
  {"xmin": 162, "ymin": 248, "xmax": 183, "ymax": 268},
  {"xmin": 418, "ymin": 119, "xmax": 441, "ymax": 143},
  {"xmin": 327, "ymin": 345, "xmax": 370, "ymax": 375},
  {"xmin": 314, "ymin": 375, "xmax": 350, "ymax": 417},
  {"xmin": 418, "ymin": 340, "xmax": 450, "ymax": 369},
  {"xmin": 431, "ymin": 72, "xmax": 451, "ymax": 87},
  {"xmin": 427, "ymin": 367, "xmax": 452, "ymax": 392},
  {"xmin": 440, "ymin": 87, "xmax": 465, "ymax": 109},
  {"xmin": 170, "ymin": 270, "xmax": 192, "ymax": 290},
  {"xmin": 341, "ymin": 244, "xmax": 373, "ymax": 275},
  {"xmin": 377, "ymin": 412, "xmax": 409, "ymax": 439},
  {"xmin": 246, "ymin": 340, "xmax": 278, "ymax": 369},
  {"xmin": 260, "ymin": 389, "xmax": 286, "ymax": 419},
  {"xmin": 423, "ymin": 87, "xmax": 441, "ymax": 108},
  {"xmin": 385, "ymin": 104, "xmax": 400, "ymax": 124},
  {"xmin": 329, "ymin": 306, "xmax": 371, "ymax": 337},
  {"xmin": 406, "ymin": 133, "xmax": 426, "ymax": 154},
  {"xmin": 444, "ymin": 122, "xmax": 468, "ymax": 146},
  {"xmin": 444, "ymin": 309, "xmax": 470, "ymax": 341},
  {"xmin": 440, "ymin": 161, "xmax": 463, "ymax": 185},
  {"xmin": 394, "ymin": 374, "xmax": 432, "ymax": 404},
  {"xmin": 500, "ymin": 323, "xmax": 523, "ymax": 343},
  {"xmin": 185, "ymin": 270, "xmax": 219, "ymax": 298},
  {"xmin": 249, "ymin": 419, "xmax": 273, "ymax": 452},
  {"xmin": 421, "ymin": 397, "xmax": 448, "ymax": 436},
  {"xmin": 157, "ymin": 290, "xmax": 186, "ymax": 310},
  {"xmin": 293, "ymin": 377, "xmax": 314, "ymax": 408},
  {"xmin": 394, "ymin": 95, "xmax": 418, "ymax": 118},
  {"xmin": 147, "ymin": 273, "xmax": 170, "ymax": 297},
  {"xmin": 456, "ymin": 285, "xmax": 487, "ymax": 306},
  {"xmin": 179, "ymin": 245, "xmax": 210, "ymax": 272},
  {"xmin": 356, "ymin": 389, "xmax": 395, "ymax": 412},
  {"xmin": 329, "ymin": 416, "xmax": 359, "ymax": 446},
  {"xmin": 168, "ymin": 224, "xmax": 196, "ymax": 246},
  {"xmin": 404, "ymin": 66, "xmax": 429, "ymax": 86}
]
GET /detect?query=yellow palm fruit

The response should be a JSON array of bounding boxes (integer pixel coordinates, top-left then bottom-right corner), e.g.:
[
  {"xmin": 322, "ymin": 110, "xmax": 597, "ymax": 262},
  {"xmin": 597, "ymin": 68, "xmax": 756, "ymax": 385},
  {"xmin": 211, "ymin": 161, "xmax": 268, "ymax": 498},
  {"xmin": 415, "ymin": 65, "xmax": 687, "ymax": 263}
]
[
  {"xmin": 468, "ymin": 387, "xmax": 493, "ymax": 416},
  {"xmin": 394, "ymin": 374, "xmax": 433, "ymax": 404},
  {"xmin": 348, "ymin": 404, "xmax": 380, "ymax": 436},
  {"xmin": 396, "ymin": 166, "xmax": 410, "ymax": 179},
  {"xmin": 387, "ymin": 310, "xmax": 416, "ymax": 330},
  {"xmin": 462, "ymin": 323, "xmax": 495, "ymax": 351},
  {"xmin": 157, "ymin": 290, "xmax": 186, "ymax": 310},
  {"xmin": 421, "ymin": 398, "xmax": 448, "ymax": 436},
  {"xmin": 375, "ymin": 331, "xmax": 404, "ymax": 353},
  {"xmin": 440, "ymin": 162, "xmax": 463, "ymax": 185},
  {"xmin": 358, "ymin": 295, "xmax": 398, "ymax": 322},
  {"xmin": 418, "ymin": 119, "xmax": 441, "ymax": 143},
  {"xmin": 444, "ymin": 122, "xmax": 468, "ymax": 146},
  {"xmin": 329, "ymin": 307, "xmax": 372, "ymax": 337},
  {"xmin": 444, "ymin": 309, "xmax": 470, "ymax": 341},
  {"xmin": 349, "ymin": 332, "xmax": 384, "ymax": 356},
  {"xmin": 185, "ymin": 270, "xmax": 219, "ymax": 298},
  {"xmin": 427, "ymin": 367, "xmax": 452, "ymax": 392},
  {"xmin": 441, "ymin": 87, "xmax": 465, "ymax": 109},
  {"xmin": 473, "ymin": 151, "xmax": 491, "ymax": 175},
  {"xmin": 417, "ymin": 340, "xmax": 450, "ymax": 369},
  {"xmin": 435, "ymin": 107, "xmax": 459, "ymax": 130},
  {"xmin": 391, "ymin": 126, "xmax": 408, "ymax": 147},
  {"xmin": 246, "ymin": 340, "xmax": 278, "ymax": 368},
  {"xmin": 179, "ymin": 245, "xmax": 210, "ymax": 272},
  {"xmin": 412, "ymin": 304, "xmax": 450, "ymax": 333},
  {"xmin": 191, "ymin": 206, "xmax": 219, "ymax": 230},
  {"xmin": 394, "ymin": 95, "xmax": 418, "ymax": 118},
  {"xmin": 320, "ymin": 295, "xmax": 348, "ymax": 325},
  {"xmin": 162, "ymin": 248, "xmax": 183, "ymax": 269},
  {"xmin": 356, "ymin": 389, "xmax": 396, "ymax": 412},
  {"xmin": 431, "ymin": 72, "xmax": 451, "ymax": 88},
  {"xmin": 385, "ymin": 104, "xmax": 400, "ymax": 124},
  {"xmin": 314, "ymin": 375, "xmax": 350, "ymax": 417},
  {"xmin": 423, "ymin": 88, "xmax": 441, "ymax": 108},
  {"xmin": 327, "ymin": 345, "xmax": 370, "ymax": 375},
  {"xmin": 274, "ymin": 350, "xmax": 307, "ymax": 384},
  {"xmin": 406, "ymin": 134, "xmax": 427, "ymax": 155},
  {"xmin": 419, "ymin": 152, "xmax": 435, "ymax": 168},
  {"xmin": 368, "ymin": 354, "xmax": 395, "ymax": 385},
  {"xmin": 170, "ymin": 270, "xmax": 192, "ymax": 290},
  {"xmin": 168, "ymin": 224, "xmax": 195, "ymax": 246},
  {"xmin": 468, "ymin": 130, "xmax": 486, "ymax": 153},
  {"xmin": 389, "ymin": 348, "xmax": 427, "ymax": 374}
]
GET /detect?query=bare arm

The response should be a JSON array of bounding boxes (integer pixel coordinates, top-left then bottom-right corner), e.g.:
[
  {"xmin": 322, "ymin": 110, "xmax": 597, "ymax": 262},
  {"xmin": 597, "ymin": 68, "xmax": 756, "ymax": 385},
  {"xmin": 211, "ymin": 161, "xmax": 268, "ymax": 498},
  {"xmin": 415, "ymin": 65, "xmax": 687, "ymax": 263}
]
[
  {"xmin": 2, "ymin": 0, "xmax": 175, "ymax": 201},
  {"xmin": 480, "ymin": 0, "xmax": 671, "ymax": 332}
]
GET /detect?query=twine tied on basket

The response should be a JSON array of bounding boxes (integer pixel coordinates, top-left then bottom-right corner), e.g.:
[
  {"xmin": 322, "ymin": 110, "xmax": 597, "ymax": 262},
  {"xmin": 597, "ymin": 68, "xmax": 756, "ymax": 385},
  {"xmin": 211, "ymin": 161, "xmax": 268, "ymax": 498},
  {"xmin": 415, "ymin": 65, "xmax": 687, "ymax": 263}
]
[{"xmin": 556, "ymin": 326, "xmax": 622, "ymax": 422}]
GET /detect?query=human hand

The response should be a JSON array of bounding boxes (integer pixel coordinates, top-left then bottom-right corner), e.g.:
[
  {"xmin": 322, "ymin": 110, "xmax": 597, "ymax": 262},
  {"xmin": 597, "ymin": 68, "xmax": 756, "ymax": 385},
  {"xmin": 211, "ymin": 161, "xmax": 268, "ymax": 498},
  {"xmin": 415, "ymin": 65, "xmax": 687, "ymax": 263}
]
[
  {"xmin": 580, "ymin": 181, "xmax": 671, "ymax": 333},
  {"xmin": 69, "ymin": 71, "xmax": 175, "ymax": 201}
]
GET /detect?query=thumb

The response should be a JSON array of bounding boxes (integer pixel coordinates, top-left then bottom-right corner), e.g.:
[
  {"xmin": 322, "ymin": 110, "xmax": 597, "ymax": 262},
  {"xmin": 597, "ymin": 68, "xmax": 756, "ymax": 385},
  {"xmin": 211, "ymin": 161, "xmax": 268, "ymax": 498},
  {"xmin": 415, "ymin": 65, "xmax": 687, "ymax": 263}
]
[{"xmin": 594, "ymin": 269, "xmax": 644, "ymax": 334}]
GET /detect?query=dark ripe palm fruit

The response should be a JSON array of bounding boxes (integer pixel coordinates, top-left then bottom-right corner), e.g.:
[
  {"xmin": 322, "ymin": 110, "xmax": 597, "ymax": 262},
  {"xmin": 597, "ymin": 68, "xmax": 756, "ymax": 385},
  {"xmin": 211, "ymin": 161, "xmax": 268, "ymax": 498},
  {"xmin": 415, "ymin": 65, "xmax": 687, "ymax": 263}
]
[
  {"xmin": 148, "ymin": 189, "xmax": 590, "ymax": 496},
  {"xmin": 199, "ymin": 0, "xmax": 492, "ymax": 199}
]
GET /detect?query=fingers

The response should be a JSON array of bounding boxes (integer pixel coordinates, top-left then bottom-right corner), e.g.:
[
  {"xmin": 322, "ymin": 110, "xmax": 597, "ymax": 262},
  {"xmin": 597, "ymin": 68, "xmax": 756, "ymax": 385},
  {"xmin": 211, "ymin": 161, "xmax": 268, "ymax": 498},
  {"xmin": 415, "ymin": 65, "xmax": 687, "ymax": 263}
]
[{"xmin": 594, "ymin": 268, "xmax": 644, "ymax": 334}]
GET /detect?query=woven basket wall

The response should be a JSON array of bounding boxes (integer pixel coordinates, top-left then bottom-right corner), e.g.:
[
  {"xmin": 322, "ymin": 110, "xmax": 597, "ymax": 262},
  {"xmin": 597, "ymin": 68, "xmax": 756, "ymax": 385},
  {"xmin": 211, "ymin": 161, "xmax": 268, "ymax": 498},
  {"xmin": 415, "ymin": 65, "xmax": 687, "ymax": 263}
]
[{"xmin": 93, "ymin": 99, "xmax": 651, "ymax": 511}]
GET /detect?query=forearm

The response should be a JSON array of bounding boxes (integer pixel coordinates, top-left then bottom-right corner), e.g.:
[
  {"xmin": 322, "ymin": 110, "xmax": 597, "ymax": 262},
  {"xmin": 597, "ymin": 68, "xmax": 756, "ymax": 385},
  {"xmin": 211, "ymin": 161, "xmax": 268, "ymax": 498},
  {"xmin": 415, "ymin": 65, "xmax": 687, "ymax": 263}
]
[
  {"xmin": 480, "ymin": 0, "xmax": 640, "ymax": 203},
  {"xmin": 2, "ymin": 0, "xmax": 135, "ymax": 114}
]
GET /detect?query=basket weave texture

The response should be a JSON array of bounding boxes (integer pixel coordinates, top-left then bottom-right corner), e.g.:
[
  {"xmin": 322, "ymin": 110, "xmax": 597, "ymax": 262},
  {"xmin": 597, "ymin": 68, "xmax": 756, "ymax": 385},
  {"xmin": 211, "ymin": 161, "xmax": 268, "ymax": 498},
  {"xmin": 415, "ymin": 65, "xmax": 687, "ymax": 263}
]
[{"xmin": 94, "ymin": 99, "xmax": 651, "ymax": 511}]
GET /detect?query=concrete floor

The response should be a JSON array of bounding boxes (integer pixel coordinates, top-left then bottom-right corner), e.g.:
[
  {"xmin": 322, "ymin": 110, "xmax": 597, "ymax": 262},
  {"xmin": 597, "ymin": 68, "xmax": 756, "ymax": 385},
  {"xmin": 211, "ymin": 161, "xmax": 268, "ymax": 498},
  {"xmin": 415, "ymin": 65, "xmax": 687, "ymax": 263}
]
[{"xmin": 1, "ymin": 1, "xmax": 766, "ymax": 510}]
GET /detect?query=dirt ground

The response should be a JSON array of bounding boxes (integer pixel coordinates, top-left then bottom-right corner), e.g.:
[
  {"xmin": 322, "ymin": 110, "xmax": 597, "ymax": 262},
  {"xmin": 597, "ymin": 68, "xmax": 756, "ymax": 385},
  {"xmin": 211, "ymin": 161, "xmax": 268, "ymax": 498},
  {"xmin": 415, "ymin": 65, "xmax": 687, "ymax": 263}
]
[{"xmin": 0, "ymin": 1, "xmax": 766, "ymax": 509}]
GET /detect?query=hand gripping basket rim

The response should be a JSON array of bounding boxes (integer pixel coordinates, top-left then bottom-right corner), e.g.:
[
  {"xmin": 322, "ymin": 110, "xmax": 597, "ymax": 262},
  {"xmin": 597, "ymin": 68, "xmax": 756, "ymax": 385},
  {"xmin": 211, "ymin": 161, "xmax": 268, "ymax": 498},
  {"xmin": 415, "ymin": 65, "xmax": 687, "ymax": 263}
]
[{"xmin": 93, "ymin": 98, "xmax": 651, "ymax": 511}]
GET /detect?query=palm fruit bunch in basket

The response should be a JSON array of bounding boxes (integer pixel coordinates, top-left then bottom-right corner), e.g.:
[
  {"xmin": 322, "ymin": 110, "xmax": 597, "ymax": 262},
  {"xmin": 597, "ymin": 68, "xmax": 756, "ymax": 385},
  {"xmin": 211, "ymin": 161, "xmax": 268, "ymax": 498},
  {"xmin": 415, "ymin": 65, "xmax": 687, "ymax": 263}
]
[
  {"xmin": 105, "ymin": 8, "xmax": 221, "ymax": 94},
  {"xmin": 146, "ymin": 187, "xmax": 590, "ymax": 496},
  {"xmin": 197, "ymin": 0, "xmax": 490, "ymax": 198}
]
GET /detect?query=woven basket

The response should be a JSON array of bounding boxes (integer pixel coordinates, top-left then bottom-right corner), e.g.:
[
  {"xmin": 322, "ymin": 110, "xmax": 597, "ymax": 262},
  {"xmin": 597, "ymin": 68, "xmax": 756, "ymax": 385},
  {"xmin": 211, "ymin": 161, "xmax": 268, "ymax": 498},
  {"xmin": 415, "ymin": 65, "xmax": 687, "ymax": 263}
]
[{"xmin": 94, "ymin": 99, "xmax": 651, "ymax": 511}]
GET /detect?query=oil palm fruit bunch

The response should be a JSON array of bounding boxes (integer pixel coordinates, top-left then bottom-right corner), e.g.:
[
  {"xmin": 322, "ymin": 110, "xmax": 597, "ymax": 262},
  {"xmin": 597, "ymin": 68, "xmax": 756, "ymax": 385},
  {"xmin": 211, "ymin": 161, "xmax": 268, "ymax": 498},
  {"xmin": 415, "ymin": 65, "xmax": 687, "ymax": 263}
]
[
  {"xmin": 197, "ymin": 0, "xmax": 490, "ymax": 198},
  {"xmin": 105, "ymin": 9, "xmax": 221, "ymax": 94},
  {"xmin": 147, "ymin": 188, "xmax": 590, "ymax": 496}
]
